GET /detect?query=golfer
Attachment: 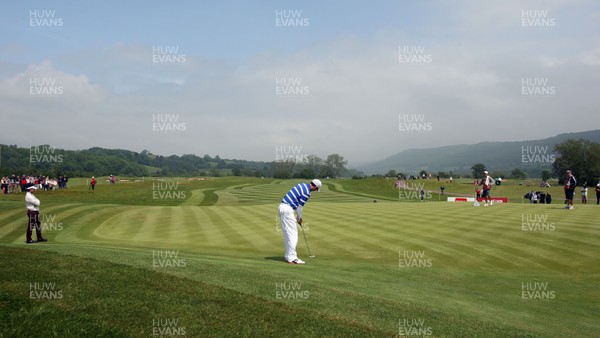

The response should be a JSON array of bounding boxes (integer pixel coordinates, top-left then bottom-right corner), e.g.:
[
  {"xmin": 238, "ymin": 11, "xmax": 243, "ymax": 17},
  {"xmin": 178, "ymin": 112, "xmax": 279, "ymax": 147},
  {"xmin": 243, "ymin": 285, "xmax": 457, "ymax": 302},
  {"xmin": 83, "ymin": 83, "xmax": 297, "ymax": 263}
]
[
  {"xmin": 25, "ymin": 185, "xmax": 47, "ymax": 244},
  {"xmin": 480, "ymin": 170, "xmax": 494, "ymax": 206},
  {"xmin": 279, "ymin": 179, "xmax": 321, "ymax": 264},
  {"xmin": 564, "ymin": 170, "xmax": 577, "ymax": 209}
]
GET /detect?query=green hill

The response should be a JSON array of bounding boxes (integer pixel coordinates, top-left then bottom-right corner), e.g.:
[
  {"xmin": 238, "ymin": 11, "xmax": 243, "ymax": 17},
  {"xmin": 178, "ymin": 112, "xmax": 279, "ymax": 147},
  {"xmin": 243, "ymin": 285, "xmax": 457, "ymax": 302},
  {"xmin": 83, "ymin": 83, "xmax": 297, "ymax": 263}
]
[{"xmin": 357, "ymin": 130, "xmax": 600, "ymax": 176}]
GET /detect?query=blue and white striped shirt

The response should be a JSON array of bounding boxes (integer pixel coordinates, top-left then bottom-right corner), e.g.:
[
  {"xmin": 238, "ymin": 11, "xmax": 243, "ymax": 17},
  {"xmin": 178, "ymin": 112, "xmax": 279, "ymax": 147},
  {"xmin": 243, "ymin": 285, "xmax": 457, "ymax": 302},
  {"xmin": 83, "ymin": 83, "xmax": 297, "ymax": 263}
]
[{"xmin": 281, "ymin": 183, "xmax": 311, "ymax": 210}]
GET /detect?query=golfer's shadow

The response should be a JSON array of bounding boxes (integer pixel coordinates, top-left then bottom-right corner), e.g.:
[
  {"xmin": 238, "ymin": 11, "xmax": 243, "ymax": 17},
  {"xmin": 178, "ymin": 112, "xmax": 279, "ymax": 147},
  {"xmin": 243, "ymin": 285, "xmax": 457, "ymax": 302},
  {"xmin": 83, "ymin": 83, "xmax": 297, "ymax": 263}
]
[{"xmin": 264, "ymin": 256, "xmax": 286, "ymax": 262}]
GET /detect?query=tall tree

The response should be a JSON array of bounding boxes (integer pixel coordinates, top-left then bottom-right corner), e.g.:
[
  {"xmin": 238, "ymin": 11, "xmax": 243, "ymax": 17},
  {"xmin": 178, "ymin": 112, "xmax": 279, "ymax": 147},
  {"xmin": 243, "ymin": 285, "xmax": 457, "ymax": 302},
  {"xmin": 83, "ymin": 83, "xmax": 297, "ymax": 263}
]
[
  {"xmin": 510, "ymin": 168, "xmax": 527, "ymax": 180},
  {"xmin": 471, "ymin": 163, "xmax": 486, "ymax": 178},
  {"xmin": 303, "ymin": 154, "xmax": 323, "ymax": 177},
  {"xmin": 323, "ymin": 154, "xmax": 347, "ymax": 178},
  {"xmin": 386, "ymin": 169, "xmax": 397, "ymax": 178},
  {"xmin": 553, "ymin": 139, "xmax": 600, "ymax": 184},
  {"xmin": 541, "ymin": 170, "xmax": 551, "ymax": 182},
  {"xmin": 272, "ymin": 159, "xmax": 295, "ymax": 179}
]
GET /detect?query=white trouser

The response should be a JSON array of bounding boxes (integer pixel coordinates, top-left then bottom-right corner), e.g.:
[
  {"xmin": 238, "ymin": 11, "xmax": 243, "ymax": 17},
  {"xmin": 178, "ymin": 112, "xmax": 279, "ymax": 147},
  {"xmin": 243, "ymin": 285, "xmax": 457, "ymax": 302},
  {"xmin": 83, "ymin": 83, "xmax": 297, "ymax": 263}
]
[{"xmin": 278, "ymin": 203, "xmax": 298, "ymax": 262}]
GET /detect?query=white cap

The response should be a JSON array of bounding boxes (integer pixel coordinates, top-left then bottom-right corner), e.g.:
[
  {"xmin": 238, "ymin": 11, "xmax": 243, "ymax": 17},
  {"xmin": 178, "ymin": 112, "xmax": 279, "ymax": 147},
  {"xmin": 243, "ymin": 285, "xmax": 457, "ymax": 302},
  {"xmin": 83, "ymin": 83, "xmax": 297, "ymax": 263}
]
[
  {"xmin": 311, "ymin": 179, "xmax": 322, "ymax": 192},
  {"xmin": 484, "ymin": 171, "xmax": 488, "ymax": 174},
  {"xmin": 27, "ymin": 185, "xmax": 37, "ymax": 190}
]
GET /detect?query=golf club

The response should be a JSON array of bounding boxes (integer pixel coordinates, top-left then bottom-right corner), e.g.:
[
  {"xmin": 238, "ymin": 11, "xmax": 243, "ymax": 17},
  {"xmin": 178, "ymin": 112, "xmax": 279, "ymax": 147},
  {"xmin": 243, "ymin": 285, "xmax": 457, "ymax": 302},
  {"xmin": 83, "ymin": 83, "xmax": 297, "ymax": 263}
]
[{"xmin": 298, "ymin": 222, "xmax": 315, "ymax": 258}]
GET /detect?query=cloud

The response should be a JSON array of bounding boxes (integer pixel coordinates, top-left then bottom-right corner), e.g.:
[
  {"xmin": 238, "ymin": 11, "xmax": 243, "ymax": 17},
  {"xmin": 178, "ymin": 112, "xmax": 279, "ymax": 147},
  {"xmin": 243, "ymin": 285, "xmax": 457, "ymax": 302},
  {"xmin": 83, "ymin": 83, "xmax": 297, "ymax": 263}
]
[
  {"xmin": 2, "ymin": 2, "xmax": 599, "ymax": 164},
  {"xmin": 579, "ymin": 48, "xmax": 600, "ymax": 66}
]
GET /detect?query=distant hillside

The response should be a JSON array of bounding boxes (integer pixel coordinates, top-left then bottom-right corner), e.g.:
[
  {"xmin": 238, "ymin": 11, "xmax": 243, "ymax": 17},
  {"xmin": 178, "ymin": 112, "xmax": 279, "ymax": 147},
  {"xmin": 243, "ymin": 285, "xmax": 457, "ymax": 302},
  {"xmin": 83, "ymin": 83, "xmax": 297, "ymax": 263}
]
[
  {"xmin": 357, "ymin": 130, "xmax": 600, "ymax": 176},
  {"xmin": 0, "ymin": 146, "xmax": 270, "ymax": 178}
]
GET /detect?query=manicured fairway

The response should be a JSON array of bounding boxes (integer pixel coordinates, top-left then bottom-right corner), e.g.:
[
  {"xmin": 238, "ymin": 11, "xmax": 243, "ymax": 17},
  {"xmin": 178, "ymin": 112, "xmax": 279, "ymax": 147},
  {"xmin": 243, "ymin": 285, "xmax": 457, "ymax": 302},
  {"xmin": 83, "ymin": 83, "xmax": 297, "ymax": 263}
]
[{"xmin": 1, "ymin": 178, "xmax": 598, "ymax": 337}]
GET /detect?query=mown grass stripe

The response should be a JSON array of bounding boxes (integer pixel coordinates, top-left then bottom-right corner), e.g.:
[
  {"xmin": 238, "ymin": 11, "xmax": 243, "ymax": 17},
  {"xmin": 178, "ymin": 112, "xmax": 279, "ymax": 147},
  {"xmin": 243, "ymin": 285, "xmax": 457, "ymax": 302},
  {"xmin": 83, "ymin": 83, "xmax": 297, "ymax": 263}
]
[
  {"xmin": 199, "ymin": 189, "xmax": 218, "ymax": 206},
  {"xmin": 202, "ymin": 207, "xmax": 253, "ymax": 248},
  {"xmin": 153, "ymin": 206, "xmax": 173, "ymax": 242},
  {"xmin": 310, "ymin": 203, "xmax": 532, "ymax": 268},
  {"xmin": 204, "ymin": 206, "xmax": 259, "ymax": 250},
  {"xmin": 89, "ymin": 207, "xmax": 145, "ymax": 243},
  {"xmin": 224, "ymin": 205, "xmax": 279, "ymax": 250},
  {"xmin": 182, "ymin": 206, "xmax": 206, "ymax": 243}
]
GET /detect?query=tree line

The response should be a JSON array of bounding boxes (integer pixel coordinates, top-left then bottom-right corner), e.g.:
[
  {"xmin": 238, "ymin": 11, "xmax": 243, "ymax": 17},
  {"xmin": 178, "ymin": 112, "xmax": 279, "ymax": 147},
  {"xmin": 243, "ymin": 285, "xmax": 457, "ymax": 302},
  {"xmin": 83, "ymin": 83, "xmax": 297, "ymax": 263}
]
[
  {"xmin": 0, "ymin": 145, "xmax": 350, "ymax": 179},
  {"xmin": 469, "ymin": 139, "xmax": 600, "ymax": 183}
]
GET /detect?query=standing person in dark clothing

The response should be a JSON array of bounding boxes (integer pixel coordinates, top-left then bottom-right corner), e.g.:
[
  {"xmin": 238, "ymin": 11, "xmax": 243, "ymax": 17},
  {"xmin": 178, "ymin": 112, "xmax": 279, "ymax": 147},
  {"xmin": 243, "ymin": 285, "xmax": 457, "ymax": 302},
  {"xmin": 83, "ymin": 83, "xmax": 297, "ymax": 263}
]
[
  {"xmin": 564, "ymin": 170, "xmax": 577, "ymax": 210},
  {"xmin": 581, "ymin": 184, "xmax": 588, "ymax": 204}
]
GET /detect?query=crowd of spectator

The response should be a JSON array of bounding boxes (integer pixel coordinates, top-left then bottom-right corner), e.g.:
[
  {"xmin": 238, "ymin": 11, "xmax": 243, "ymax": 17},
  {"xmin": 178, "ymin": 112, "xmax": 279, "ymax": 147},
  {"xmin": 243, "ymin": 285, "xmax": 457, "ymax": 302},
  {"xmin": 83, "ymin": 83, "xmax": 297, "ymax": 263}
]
[
  {"xmin": 524, "ymin": 190, "xmax": 552, "ymax": 204},
  {"xmin": 1, "ymin": 175, "xmax": 69, "ymax": 194}
]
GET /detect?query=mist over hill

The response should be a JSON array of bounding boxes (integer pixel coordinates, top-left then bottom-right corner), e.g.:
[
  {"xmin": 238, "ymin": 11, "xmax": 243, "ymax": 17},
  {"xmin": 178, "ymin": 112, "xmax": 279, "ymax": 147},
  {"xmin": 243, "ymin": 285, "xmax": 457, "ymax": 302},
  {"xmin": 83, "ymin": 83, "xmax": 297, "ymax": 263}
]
[
  {"xmin": 355, "ymin": 130, "xmax": 600, "ymax": 176},
  {"xmin": 3, "ymin": 130, "xmax": 598, "ymax": 178}
]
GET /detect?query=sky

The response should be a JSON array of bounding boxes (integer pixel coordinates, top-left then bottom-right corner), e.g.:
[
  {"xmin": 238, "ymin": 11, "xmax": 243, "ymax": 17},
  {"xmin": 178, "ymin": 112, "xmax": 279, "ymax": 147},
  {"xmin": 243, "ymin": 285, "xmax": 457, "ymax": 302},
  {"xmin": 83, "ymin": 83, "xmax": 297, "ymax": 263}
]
[{"xmin": 1, "ymin": 0, "xmax": 599, "ymax": 166}]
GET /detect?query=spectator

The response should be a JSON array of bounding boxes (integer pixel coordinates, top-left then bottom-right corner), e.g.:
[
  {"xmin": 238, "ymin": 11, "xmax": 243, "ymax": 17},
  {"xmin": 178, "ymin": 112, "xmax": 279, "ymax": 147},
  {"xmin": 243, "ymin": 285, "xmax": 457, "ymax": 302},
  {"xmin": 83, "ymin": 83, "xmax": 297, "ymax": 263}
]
[
  {"xmin": 1, "ymin": 177, "xmax": 8, "ymax": 194},
  {"xmin": 25, "ymin": 186, "xmax": 47, "ymax": 244},
  {"xmin": 581, "ymin": 184, "xmax": 588, "ymax": 204},
  {"xmin": 564, "ymin": 170, "xmax": 577, "ymax": 210}
]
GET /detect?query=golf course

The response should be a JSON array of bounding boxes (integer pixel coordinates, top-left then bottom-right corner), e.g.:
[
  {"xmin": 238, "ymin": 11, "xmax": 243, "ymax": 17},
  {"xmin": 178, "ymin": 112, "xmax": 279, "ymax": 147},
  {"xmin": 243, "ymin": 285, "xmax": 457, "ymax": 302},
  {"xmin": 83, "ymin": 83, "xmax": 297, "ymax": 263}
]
[{"xmin": 1, "ymin": 177, "xmax": 598, "ymax": 337}]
